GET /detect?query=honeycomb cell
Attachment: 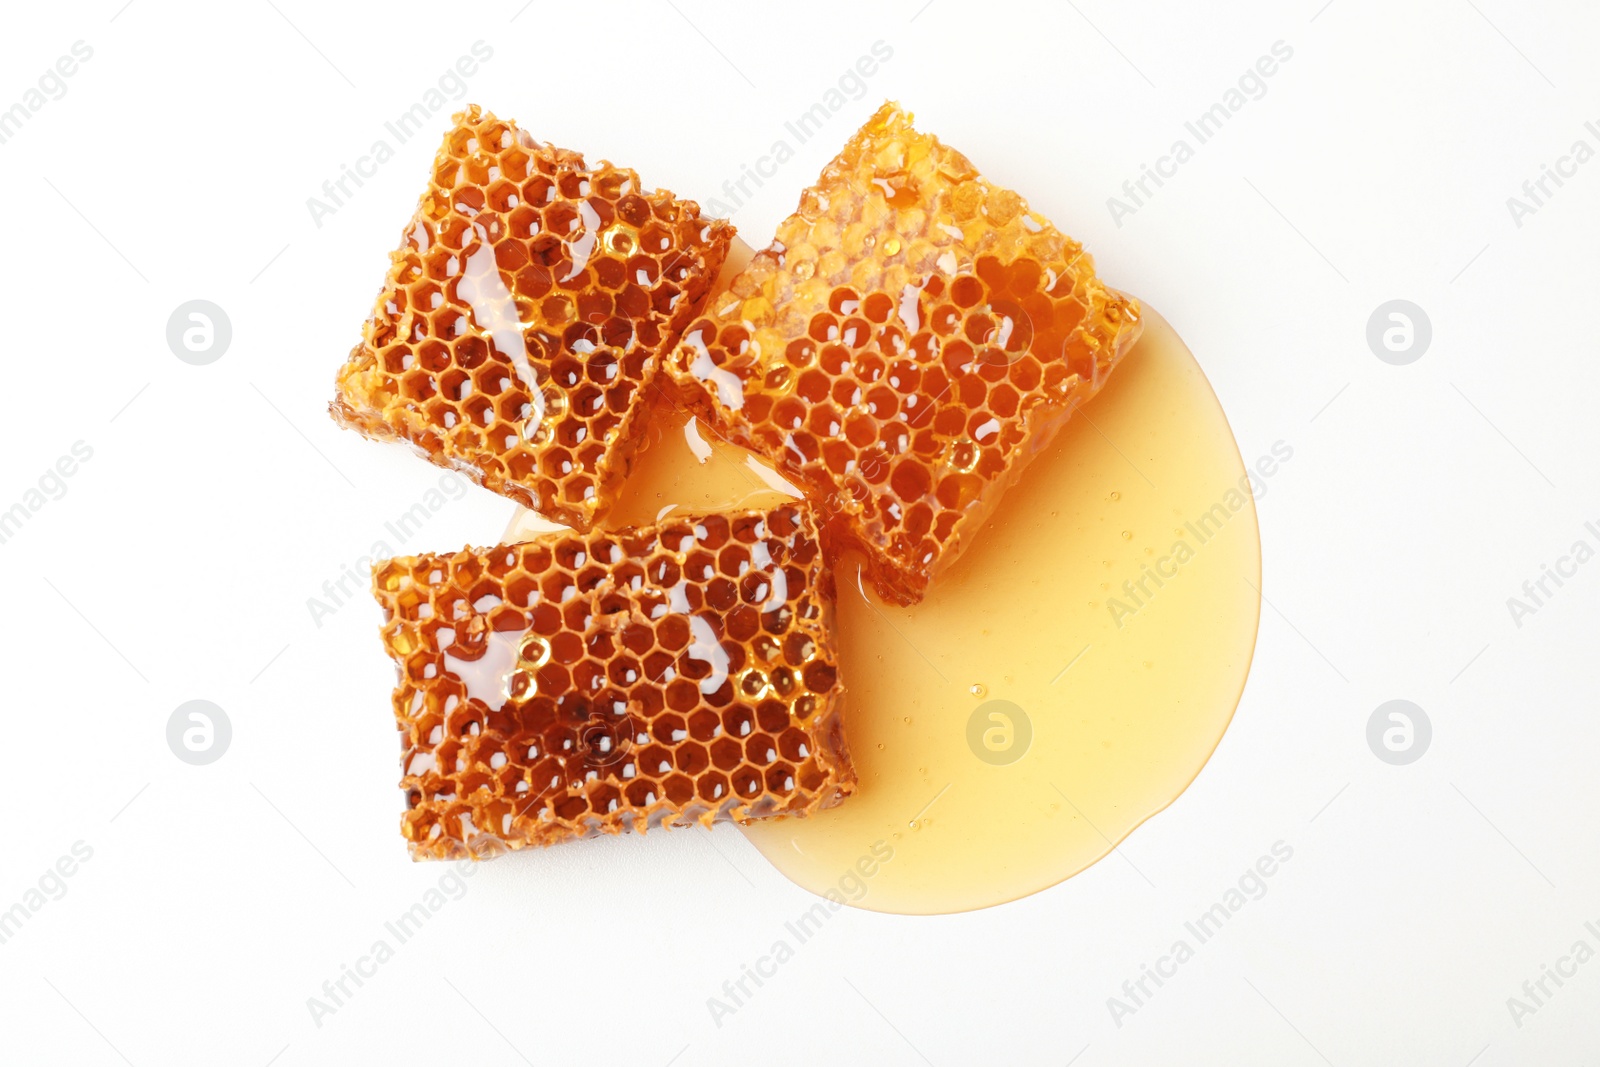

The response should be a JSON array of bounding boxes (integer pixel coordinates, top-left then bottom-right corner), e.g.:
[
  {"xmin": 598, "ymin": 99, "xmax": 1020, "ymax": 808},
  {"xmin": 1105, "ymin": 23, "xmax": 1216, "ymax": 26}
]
[
  {"xmin": 371, "ymin": 503, "xmax": 855, "ymax": 859},
  {"xmin": 332, "ymin": 105, "xmax": 736, "ymax": 531},
  {"xmin": 664, "ymin": 102, "xmax": 1142, "ymax": 605}
]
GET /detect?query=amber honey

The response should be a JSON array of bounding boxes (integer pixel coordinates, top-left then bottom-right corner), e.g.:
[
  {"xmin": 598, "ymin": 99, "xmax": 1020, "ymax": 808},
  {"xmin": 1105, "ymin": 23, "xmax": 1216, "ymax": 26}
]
[
  {"xmin": 343, "ymin": 95, "xmax": 1259, "ymax": 907},
  {"xmin": 514, "ymin": 265, "xmax": 1260, "ymax": 910}
]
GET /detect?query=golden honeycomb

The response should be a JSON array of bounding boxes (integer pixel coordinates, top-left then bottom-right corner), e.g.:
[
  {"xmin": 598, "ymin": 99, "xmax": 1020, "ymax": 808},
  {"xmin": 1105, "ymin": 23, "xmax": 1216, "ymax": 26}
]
[
  {"xmin": 371, "ymin": 503, "xmax": 855, "ymax": 858},
  {"xmin": 664, "ymin": 102, "xmax": 1142, "ymax": 605},
  {"xmin": 332, "ymin": 105, "xmax": 735, "ymax": 530}
]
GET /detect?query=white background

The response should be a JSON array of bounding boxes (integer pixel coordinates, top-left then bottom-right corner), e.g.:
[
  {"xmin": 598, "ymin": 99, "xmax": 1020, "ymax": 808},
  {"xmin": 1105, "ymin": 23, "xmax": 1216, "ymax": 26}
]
[{"xmin": 1, "ymin": 0, "xmax": 1596, "ymax": 1064}]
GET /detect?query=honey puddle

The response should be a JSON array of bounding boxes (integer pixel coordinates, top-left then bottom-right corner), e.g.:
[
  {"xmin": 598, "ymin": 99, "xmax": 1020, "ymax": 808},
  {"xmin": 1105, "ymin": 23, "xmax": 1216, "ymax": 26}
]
[{"xmin": 506, "ymin": 302, "xmax": 1259, "ymax": 914}]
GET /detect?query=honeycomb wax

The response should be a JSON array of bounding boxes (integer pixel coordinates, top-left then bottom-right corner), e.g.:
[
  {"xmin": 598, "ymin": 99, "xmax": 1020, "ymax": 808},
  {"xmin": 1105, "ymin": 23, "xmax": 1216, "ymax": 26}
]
[
  {"xmin": 741, "ymin": 309, "xmax": 1262, "ymax": 914},
  {"xmin": 664, "ymin": 101, "xmax": 1141, "ymax": 605},
  {"xmin": 371, "ymin": 503, "xmax": 855, "ymax": 859},
  {"xmin": 546, "ymin": 294, "xmax": 1263, "ymax": 914},
  {"xmin": 333, "ymin": 105, "xmax": 735, "ymax": 530}
]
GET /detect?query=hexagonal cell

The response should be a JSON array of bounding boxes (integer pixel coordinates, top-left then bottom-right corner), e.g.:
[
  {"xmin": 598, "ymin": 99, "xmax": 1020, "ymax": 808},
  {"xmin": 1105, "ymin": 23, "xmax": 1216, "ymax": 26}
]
[
  {"xmin": 661, "ymin": 773, "xmax": 695, "ymax": 806},
  {"xmin": 697, "ymin": 771, "xmax": 730, "ymax": 803},
  {"xmin": 624, "ymin": 779, "xmax": 657, "ymax": 808},
  {"xmin": 637, "ymin": 744, "xmax": 674, "ymax": 776},
  {"xmin": 764, "ymin": 763, "xmax": 796, "ymax": 795},
  {"xmin": 472, "ymin": 365, "xmax": 513, "ymax": 397},
  {"xmin": 552, "ymin": 793, "xmax": 588, "ymax": 821},
  {"xmin": 570, "ymin": 659, "xmax": 604, "ymax": 693},
  {"xmin": 701, "ymin": 514, "xmax": 732, "ymax": 547},
  {"xmin": 462, "ymin": 395, "xmax": 494, "ymax": 427},
  {"xmin": 686, "ymin": 709, "xmax": 721, "ymax": 742},
  {"xmin": 675, "ymin": 743, "xmax": 710, "ymax": 776},
  {"xmin": 777, "ymin": 728, "xmax": 812, "ymax": 762},
  {"xmin": 651, "ymin": 713, "xmax": 688, "ymax": 746},
  {"xmin": 665, "ymin": 678, "xmax": 700, "ymax": 713},
  {"xmin": 721, "ymin": 705, "xmax": 756, "ymax": 738},
  {"xmin": 588, "ymin": 784, "xmax": 622, "ymax": 817},
  {"xmin": 709, "ymin": 737, "xmax": 743, "ymax": 771},
  {"xmin": 607, "ymin": 655, "xmax": 643, "ymax": 688},
  {"xmin": 802, "ymin": 661, "xmax": 838, "ymax": 694},
  {"xmin": 746, "ymin": 733, "xmax": 779, "ymax": 766},
  {"xmin": 642, "ymin": 650, "xmax": 674, "ymax": 683}
]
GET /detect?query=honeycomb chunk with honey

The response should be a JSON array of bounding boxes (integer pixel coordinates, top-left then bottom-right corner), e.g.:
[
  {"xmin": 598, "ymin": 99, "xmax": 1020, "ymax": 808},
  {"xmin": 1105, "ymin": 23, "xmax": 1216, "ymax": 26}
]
[
  {"xmin": 371, "ymin": 503, "xmax": 855, "ymax": 858},
  {"xmin": 665, "ymin": 102, "xmax": 1142, "ymax": 605},
  {"xmin": 332, "ymin": 105, "xmax": 734, "ymax": 530}
]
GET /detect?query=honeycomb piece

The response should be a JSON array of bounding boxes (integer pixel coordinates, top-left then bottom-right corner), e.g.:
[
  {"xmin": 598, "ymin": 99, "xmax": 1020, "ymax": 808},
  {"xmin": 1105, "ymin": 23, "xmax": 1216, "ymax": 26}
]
[
  {"xmin": 665, "ymin": 102, "xmax": 1142, "ymax": 605},
  {"xmin": 332, "ymin": 105, "xmax": 735, "ymax": 530},
  {"xmin": 371, "ymin": 503, "xmax": 855, "ymax": 859}
]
